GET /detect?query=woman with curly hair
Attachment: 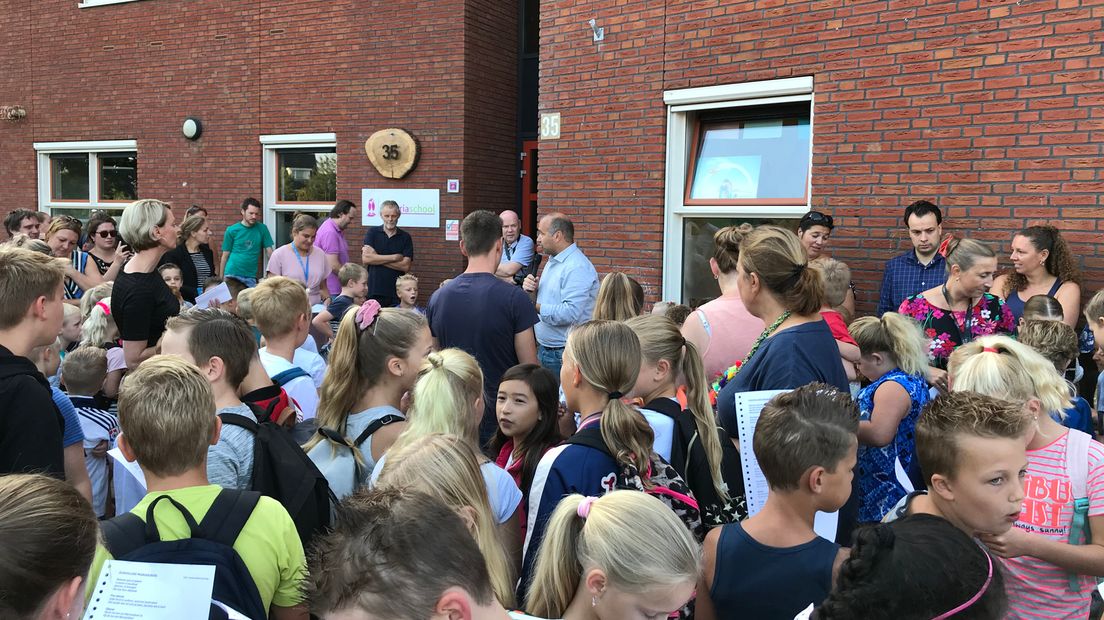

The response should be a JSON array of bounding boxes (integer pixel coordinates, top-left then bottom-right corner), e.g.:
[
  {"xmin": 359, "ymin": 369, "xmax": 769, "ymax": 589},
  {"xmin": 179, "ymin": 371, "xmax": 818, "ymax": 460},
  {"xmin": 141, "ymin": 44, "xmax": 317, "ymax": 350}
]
[{"xmin": 992, "ymin": 225, "xmax": 1081, "ymax": 327}]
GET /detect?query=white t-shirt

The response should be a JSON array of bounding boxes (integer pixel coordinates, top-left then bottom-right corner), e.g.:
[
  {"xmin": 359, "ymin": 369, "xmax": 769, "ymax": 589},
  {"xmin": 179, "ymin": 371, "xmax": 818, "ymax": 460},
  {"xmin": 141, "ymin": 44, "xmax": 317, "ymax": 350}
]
[
  {"xmin": 258, "ymin": 348, "xmax": 319, "ymax": 419},
  {"xmin": 371, "ymin": 455, "xmax": 522, "ymax": 523},
  {"xmin": 292, "ymin": 345, "xmax": 326, "ymax": 388},
  {"xmin": 637, "ymin": 402, "xmax": 676, "ymax": 463}
]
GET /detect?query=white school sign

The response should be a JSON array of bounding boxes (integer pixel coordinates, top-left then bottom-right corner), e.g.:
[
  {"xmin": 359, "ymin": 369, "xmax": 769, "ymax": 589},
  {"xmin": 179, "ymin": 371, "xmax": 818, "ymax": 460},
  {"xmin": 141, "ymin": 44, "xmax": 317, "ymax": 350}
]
[{"xmin": 361, "ymin": 188, "xmax": 441, "ymax": 228}]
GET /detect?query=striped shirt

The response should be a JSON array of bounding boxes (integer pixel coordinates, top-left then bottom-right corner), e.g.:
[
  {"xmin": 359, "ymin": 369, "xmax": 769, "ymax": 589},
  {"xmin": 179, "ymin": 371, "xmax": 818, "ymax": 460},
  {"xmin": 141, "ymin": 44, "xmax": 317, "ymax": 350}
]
[{"xmin": 1002, "ymin": 430, "xmax": 1104, "ymax": 619}]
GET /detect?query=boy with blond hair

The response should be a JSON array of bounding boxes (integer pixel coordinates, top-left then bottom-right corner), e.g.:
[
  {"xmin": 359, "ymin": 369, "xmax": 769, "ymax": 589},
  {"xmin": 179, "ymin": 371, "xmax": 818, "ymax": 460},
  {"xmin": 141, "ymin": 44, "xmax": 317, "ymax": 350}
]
[
  {"xmin": 395, "ymin": 273, "xmax": 425, "ymax": 315},
  {"xmin": 1018, "ymin": 319, "xmax": 1095, "ymax": 437},
  {"xmin": 0, "ymin": 246, "xmax": 69, "ymax": 477},
  {"xmin": 62, "ymin": 346, "xmax": 116, "ymax": 517},
  {"xmin": 91, "ymin": 355, "xmax": 308, "ymax": 619},
  {"xmin": 251, "ymin": 277, "xmax": 320, "ymax": 418}
]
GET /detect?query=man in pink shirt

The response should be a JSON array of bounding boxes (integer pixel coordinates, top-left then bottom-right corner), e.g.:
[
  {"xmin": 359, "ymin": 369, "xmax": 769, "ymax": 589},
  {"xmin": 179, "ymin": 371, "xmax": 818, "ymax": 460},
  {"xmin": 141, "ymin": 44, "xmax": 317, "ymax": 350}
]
[{"xmin": 314, "ymin": 200, "xmax": 357, "ymax": 297}]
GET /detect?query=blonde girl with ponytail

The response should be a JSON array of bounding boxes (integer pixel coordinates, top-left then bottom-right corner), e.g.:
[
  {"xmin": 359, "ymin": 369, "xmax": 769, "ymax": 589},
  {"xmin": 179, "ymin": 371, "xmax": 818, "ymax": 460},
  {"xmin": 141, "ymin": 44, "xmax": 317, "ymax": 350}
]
[
  {"xmin": 305, "ymin": 301, "xmax": 433, "ymax": 499},
  {"xmin": 626, "ymin": 313, "xmax": 746, "ymax": 525},
  {"xmin": 848, "ymin": 312, "xmax": 932, "ymax": 522},
  {"xmin": 377, "ymin": 433, "xmax": 517, "ymax": 609},
  {"xmin": 950, "ymin": 335, "xmax": 1104, "ymax": 619},
  {"xmin": 520, "ymin": 491, "xmax": 700, "ymax": 620}
]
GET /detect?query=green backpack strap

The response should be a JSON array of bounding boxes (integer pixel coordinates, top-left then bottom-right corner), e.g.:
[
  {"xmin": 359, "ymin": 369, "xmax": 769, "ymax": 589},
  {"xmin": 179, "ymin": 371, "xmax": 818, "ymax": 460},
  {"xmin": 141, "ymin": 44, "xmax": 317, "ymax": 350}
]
[{"xmin": 1065, "ymin": 429, "xmax": 1092, "ymax": 591}]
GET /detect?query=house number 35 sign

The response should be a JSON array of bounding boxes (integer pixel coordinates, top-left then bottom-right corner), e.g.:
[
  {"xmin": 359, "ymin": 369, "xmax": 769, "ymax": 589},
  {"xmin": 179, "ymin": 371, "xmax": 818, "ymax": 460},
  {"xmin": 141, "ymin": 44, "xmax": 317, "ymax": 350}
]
[{"xmin": 365, "ymin": 128, "xmax": 419, "ymax": 179}]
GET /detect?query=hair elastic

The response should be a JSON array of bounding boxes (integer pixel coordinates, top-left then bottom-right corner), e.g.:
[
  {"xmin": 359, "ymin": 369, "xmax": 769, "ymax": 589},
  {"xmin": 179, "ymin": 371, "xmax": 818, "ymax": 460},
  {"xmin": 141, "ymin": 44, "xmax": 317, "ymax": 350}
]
[
  {"xmin": 607, "ymin": 391, "xmax": 623, "ymax": 400},
  {"xmin": 931, "ymin": 550, "xmax": 992, "ymax": 620},
  {"xmin": 96, "ymin": 301, "xmax": 111, "ymax": 317},
  {"xmin": 982, "ymin": 347, "xmax": 999, "ymax": 353},
  {"xmin": 938, "ymin": 235, "xmax": 954, "ymax": 259},
  {"xmin": 356, "ymin": 299, "xmax": 382, "ymax": 332},
  {"xmin": 577, "ymin": 496, "xmax": 597, "ymax": 519}
]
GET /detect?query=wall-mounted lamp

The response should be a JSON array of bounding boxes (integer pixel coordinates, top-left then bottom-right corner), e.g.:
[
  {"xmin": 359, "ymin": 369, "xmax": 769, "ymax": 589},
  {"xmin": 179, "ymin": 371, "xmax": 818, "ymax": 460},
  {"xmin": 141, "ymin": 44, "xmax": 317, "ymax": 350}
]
[
  {"xmin": 588, "ymin": 19, "xmax": 604, "ymax": 42},
  {"xmin": 182, "ymin": 117, "xmax": 203, "ymax": 140}
]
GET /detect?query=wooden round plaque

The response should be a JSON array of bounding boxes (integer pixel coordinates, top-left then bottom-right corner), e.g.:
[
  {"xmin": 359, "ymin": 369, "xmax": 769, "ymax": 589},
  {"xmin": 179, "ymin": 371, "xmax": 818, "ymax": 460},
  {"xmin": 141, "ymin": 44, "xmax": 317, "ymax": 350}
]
[{"xmin": 365, "ymin": 128, "xmax": 419, "ymax": 179}]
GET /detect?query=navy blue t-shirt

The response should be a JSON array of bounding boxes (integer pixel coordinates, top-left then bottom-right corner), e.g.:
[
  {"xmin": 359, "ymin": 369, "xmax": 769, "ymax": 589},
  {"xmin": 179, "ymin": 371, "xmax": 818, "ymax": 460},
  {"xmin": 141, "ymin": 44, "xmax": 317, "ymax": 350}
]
[
  {"xmin": 427, "ymin": 272, "xmax": 539, "ymax": 441},
  {"xmin": 362, "ymin": 226, "xmax": 414, "ymax": 297}
]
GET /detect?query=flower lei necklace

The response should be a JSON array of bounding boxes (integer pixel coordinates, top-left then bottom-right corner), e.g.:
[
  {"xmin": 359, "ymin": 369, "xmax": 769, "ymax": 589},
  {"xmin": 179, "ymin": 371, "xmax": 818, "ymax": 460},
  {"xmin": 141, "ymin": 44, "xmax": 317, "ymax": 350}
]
[{"xmin": 709, "ymin": 310, "xmax": 792, "ymax": 400}]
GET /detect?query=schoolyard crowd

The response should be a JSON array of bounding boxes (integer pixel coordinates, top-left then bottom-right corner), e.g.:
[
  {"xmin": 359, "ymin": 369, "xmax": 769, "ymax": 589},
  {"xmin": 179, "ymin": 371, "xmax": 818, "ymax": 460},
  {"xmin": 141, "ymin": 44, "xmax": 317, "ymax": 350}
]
[{"xmin": 1, "ymin": 197, "xmax": 1103, "ymax": 620}]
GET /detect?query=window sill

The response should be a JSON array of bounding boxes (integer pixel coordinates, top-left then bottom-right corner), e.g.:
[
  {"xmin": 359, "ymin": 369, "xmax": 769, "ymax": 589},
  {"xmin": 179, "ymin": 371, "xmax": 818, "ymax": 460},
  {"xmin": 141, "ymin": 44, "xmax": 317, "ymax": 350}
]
[{"xmin": 78, "ymin": 0, "xmax": 146, "ymax": 8}]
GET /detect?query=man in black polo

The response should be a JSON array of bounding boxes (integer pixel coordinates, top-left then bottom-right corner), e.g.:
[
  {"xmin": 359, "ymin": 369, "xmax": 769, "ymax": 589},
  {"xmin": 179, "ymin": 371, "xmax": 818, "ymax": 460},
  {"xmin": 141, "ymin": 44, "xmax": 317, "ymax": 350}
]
[{"xmin": 361, "ymin": 200, "xmax": 413, "ymax": 307}]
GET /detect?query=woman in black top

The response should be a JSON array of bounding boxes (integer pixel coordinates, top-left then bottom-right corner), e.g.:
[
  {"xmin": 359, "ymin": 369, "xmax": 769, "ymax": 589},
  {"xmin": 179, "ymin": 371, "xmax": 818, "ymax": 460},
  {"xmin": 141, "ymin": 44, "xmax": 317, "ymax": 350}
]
[
  {"xmin": 159, "ymin": 214, "xmax": 216, "ymax": 303},
  {"xmin": 112, "ymin": 199, "xmax": 180, "ymax": 369},
  {"xmin": 83, "ymin": 211, "xmax": 130, "ymax": 282}
]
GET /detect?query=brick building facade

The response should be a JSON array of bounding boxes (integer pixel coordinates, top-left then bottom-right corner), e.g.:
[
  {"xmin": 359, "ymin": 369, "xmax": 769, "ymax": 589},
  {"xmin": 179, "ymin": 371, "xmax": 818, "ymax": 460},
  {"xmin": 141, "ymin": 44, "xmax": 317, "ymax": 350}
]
[{"xmin": 2, "ymin": 0, "xmax": 1103, "ymax": 313}]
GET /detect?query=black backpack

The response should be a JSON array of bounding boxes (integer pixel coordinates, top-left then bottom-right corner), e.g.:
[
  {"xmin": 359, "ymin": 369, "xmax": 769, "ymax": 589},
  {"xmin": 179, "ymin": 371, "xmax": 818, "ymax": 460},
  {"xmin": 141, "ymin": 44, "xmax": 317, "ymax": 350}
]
[
  {"xmin": 100, "ymin": 489, "xmax": 268, "ymax": 620},
  {"xmin": 220, "ymin": 411, "xmax": 334, "ymax": 550}
]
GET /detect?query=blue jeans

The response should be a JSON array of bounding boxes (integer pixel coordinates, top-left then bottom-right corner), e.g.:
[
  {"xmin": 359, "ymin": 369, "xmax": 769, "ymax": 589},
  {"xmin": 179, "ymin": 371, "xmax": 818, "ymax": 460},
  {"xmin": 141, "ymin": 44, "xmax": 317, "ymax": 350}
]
[
  {"xmin": 537, "ymin": 344, "xmax": 564, "ymax": 377},
  {"xmin": 227, "ymin": 275, "xmax": 257, "ymax": 288}
]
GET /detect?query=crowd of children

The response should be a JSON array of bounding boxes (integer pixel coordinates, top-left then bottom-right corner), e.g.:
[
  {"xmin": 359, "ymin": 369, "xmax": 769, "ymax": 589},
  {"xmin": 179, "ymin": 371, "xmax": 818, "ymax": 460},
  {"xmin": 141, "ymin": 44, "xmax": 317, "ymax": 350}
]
[{"xmin": 10, "ymin": 201, "xmax": 1104, "ymax": 620}]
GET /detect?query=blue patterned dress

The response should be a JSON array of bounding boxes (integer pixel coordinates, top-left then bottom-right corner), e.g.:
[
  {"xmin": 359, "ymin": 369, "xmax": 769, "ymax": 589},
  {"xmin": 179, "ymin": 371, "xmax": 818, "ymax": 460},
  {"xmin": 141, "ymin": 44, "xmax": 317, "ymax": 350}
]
[{"xmin": 857, "ymin": 369, "xmax": 930, "ymax": 522}]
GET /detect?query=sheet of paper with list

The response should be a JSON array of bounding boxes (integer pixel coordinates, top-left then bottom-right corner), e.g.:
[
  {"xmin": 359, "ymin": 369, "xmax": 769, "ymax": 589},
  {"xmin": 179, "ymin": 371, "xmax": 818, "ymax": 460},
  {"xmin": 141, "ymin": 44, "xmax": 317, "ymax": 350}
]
[
  {"xmin": 83, "ymin": 559, "xmax": 214, "ymax": 620},
  {"xmin": 734, "ymin": 389, "xmax": 840, "ymax": 541}
]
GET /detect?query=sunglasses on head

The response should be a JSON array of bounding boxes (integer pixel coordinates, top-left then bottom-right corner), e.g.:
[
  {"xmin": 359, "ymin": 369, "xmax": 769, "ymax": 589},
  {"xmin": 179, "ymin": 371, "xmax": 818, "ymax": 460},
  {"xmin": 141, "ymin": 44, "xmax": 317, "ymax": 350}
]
[
  {"xmin": 95, "ymin": 229, "xmax": 117, "ymax": 238},
  {"xmin": 801, "ymin": 211, "xmax": 834, "ymax": 229}
]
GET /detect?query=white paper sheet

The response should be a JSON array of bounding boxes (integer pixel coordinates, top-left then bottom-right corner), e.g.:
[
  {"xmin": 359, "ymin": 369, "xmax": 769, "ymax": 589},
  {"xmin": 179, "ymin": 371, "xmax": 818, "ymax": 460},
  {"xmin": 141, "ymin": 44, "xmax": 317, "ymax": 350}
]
[
  {"xmin": 195, "ymin": 282, "xmax": 232, "ymax": 309},
  {"xmin": 83, "ymin": 560, "xmax": 215, "ymax": 620},
  {"xmin": 735, "ymin": 389, "xmax": 840, "ymax": 541}
]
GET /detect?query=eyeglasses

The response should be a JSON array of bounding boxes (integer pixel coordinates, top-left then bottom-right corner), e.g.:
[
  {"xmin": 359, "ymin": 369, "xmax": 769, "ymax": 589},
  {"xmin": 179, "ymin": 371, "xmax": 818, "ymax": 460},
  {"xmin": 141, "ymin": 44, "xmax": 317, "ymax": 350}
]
[
  {"xmin": 95, "ymin": 229, "xmax": 117, "ymax": 238},
  {"xmin": 800, "ymin": 211, "xmax": 834, "ymax": 229}
]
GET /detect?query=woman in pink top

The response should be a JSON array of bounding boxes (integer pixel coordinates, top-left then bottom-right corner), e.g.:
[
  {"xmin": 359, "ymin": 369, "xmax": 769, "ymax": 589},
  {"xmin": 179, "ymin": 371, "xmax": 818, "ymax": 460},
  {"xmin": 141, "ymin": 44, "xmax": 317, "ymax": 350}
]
[
  {"xmin": 682, "ymin": 225, "xmax": 764, "ymax": 380},
  {"xmin": 266, "ymin": 213, "xmax": 330, "ymax": 306}
]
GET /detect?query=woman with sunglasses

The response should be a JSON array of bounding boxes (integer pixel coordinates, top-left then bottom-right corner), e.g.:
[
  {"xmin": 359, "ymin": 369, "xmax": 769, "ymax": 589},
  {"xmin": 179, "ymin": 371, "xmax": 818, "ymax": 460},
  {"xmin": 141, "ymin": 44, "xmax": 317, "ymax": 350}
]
[
  {"xmin": 83, "ymin": 211, "xmax": 131, "ymax": 283},
  {"xmin": 797, "ymin": 211, "xmax": 856, "ymax": 318}
]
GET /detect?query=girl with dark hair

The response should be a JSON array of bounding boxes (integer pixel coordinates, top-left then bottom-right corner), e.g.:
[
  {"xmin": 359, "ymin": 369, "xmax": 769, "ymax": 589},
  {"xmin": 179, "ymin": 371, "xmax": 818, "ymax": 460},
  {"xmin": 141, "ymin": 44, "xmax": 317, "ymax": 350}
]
[
  {"xmin": 489, "ymin": 363, "xmax": 563, "ymax": 535},
  {"xmin": 83, "ymin": 211, "xmax": 130, "ymax": 281},
  {"xmin": 810, "ymin": 515, "xmax": 1006, "ymax": 620},
  {"xmin": 993, "ymin": 225, "xmax": 1082, "ymax": 326}
]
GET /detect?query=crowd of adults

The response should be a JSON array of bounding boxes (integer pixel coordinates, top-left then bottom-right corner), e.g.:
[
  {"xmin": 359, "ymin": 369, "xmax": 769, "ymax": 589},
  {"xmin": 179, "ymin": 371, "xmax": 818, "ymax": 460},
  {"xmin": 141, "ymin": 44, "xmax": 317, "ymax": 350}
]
[{"xmin": 2, "ymin": 196, "xmax": 1104, "ymax": 620}]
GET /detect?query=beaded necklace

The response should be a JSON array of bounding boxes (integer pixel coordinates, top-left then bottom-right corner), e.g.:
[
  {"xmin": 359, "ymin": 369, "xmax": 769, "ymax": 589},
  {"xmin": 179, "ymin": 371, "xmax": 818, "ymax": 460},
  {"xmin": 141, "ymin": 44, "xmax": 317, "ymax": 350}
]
[{"xmin": 710, "ymin": 310, "xmax": 792, "ymax": 396}]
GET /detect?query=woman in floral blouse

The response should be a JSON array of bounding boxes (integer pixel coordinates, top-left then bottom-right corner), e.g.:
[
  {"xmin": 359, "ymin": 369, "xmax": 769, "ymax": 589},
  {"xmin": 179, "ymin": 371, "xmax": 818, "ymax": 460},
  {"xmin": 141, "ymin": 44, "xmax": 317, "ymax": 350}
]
[{"xmin": 898, "ymin": 237, "xmax": 1015, "ymax": 384}]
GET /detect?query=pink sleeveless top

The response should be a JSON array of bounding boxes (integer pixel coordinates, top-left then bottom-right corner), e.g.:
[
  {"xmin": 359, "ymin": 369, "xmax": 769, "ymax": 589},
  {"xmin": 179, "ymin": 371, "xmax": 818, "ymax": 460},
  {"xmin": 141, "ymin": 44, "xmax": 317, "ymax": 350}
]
[{"xmin": 692, "ymin": 292, "xmax": 764, "ymax": 379}]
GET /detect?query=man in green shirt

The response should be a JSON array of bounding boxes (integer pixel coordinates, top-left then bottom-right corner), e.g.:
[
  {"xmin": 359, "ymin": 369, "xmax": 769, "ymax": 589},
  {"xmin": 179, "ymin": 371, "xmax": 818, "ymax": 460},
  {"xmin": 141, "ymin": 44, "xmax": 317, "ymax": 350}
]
[{"xmin": 220, "ymin": 197, "xmax": 273, "ymax": 286}]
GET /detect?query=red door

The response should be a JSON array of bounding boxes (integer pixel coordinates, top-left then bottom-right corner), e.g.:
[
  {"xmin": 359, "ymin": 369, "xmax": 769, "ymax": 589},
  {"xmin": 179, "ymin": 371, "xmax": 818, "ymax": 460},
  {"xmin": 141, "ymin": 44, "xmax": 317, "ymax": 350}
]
[{"xmin": 520, "ymin": 140, "xmax": 538, "ymax": 236}]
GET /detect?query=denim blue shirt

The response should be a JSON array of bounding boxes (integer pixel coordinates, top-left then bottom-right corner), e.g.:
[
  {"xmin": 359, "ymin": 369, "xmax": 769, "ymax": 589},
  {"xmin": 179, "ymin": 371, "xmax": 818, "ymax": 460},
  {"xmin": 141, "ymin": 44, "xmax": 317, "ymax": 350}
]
[
  {"xmin": 534, "ymin": 243, "xmax": 598, "ymax": 347},
  {"xmin": 500, "ymin": 234, "xmax": 535, "ymax": 268},
  {"xmin": 877, "ymin": 251, "xmax": 946, "ymax": 316}
]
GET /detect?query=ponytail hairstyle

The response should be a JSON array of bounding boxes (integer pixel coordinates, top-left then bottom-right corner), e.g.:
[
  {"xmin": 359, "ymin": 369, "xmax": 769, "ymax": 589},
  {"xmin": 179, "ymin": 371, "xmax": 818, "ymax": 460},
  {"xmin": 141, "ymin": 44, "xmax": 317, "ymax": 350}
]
[
  {"xmin": 848, "ymin": 313, "xmax": 929, "ymax": 377},
  {"xmin": 565, "ymin": 320, "xmax": 651, "ymax": 476},
  {"xmin": 377, "ymin": 434, "xmax": 515, "ymax": 608},
  {"xmin": 712, "ymin": 223, "xmax": 753, "ymax": 275},
  {"xmin": 79, "ymin": 282, "xmax": 113, "ymax": 321},
  {"xmin": 305, "ymin": 305, "xmax": 428, "ymax": 459},
  {"xmin": 1022, "ymin": 294, "xmax": 1064, "ymax": 322},
  {"xmin": 949, "ymin": 335, "xmax": 1072, "ymax": 416},
  {"xmin": 0, "ymin": 473, "xmax": 99, "ymax": 620},
  {"xmin": 816, "ymin": 514, "xmax": 1005, "ymax": 619},
  {"xmin": 80, "ymin": 296, "xmax": 117, "ymax": 348},
  {"xmin": 941, "ymin": 236, "xmax": 996, "ymax": 278},
  {"xmin": 738, "ymin": 225, "xmax": 825, "ymax": 315},
  {"xmin": 487, "ymin": 363, "xmax": 562, "ymax": 496},
  {"xmin": 1005, "ymin": 225, "xmax": 1081, "ymax": 297},
  {"xmin": 525, "ymin": 491, "xmax": 701, "ymax": 617},
  {"xmin": 390, "ymin": 348, "xmax": 485, "ymax": 455},
  {"xmin": 1017, "ymin": 319, "xmax": 1078, "ymax": 373},
  {"xmin": 592, "ymin": 272, "xmax": 644, "ymax": 321},
  {"xmin": 626, "ymin": 314, "xmax": 728, "ymax": 500}
]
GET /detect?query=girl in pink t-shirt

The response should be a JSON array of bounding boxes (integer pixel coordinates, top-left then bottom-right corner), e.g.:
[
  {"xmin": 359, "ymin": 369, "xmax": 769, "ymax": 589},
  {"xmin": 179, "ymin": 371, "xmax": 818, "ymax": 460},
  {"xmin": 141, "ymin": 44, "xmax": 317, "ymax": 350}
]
[{"xmin": 950, "ymin": 335, "xmax": 1104, "ymax": 620}]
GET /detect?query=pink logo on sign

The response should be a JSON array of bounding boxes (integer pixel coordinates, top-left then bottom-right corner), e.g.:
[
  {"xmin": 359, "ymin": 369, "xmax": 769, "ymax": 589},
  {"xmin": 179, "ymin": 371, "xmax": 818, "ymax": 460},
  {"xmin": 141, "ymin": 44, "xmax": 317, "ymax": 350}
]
[{"xmin": 366, "ymin": 198, "xmax": 376, "ymax": 217}]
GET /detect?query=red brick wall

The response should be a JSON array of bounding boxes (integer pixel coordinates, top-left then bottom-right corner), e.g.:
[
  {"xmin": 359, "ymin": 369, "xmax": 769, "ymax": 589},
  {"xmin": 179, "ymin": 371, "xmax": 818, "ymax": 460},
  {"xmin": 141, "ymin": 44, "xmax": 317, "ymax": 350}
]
[
  {"xmin": 539, "ymin": 0, "xmax": 1104, "ymax": 312},
  {"xmin": 0, "ymin": 0, "xmax": 518, "ymax": 300}
]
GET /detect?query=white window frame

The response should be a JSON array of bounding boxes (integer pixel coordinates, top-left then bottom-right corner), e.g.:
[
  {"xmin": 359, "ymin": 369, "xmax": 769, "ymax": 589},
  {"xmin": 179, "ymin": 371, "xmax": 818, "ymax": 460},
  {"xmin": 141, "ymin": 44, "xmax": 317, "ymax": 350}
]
[
  {"xmin": 78, "ymin": 0, "xmax": 145, "ymax": 7},
  {"xmin": 33, "ymin": 139, "xmax": 139, "ymax": 214},
  {"xmin": 260, "ymin": 133, "xmax": 337, "ymax": 240},
  {"xmin": 661, "ymin": 77, "xmax": 815, "ymax": 302}
]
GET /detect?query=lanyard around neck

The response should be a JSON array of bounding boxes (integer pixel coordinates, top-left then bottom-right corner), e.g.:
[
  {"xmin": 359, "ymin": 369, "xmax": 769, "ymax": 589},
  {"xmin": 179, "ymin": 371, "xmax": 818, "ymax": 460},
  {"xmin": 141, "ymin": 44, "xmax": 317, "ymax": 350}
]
[{"xmin": 293, "ymin": 247, "xmax": 311, "ymax": 282}]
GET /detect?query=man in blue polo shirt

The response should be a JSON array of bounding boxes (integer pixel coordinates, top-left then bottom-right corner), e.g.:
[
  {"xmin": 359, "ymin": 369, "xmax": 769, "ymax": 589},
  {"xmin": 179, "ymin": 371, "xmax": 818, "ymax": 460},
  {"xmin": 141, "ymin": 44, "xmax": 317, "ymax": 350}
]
[
  {"xmin": 494, "ymin": 209, "xmax": 535, "ymax": 283},
  {"xmin": 361, "ymin": 200, "xmax": 413, "ymax": 307},
  {"xmin": 522, "ymin": 212, "xmax": 598, "ymax": 375},
  {"xmin": 877, "ymin": 200, "xmax": 945, "ymax": 316}
]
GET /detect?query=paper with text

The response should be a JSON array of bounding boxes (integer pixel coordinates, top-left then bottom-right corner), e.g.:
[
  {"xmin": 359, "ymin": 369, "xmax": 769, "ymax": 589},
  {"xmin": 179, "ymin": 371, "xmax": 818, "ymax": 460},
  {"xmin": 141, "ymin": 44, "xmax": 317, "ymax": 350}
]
[
  {"xmin": 83, "ymin": 560, "xmax": 214, "ymax": 620},
  {"xmin": 735, "ymin": 389, "xmax": 840, "ymax": 541}
]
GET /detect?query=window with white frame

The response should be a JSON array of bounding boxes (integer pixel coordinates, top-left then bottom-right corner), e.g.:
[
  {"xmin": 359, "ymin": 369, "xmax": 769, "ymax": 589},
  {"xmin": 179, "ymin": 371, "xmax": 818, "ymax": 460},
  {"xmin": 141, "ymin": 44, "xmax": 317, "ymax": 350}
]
[
  {"xmin": 260, "ymin": 134, "xmax": 337, "ymax": 247},
  {"xmin": 34, "ymin": 140, "xmax": 138, "ymax": 221},
  {"xmin": 661, "ymin": 77, "xmax": 814, "ymax": 306}
]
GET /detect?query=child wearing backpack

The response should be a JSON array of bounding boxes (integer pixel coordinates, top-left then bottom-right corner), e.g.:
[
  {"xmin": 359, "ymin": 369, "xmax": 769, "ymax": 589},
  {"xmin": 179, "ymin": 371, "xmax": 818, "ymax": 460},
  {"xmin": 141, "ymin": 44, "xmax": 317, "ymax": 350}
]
[
  {"xmin": 627, "ymin": 313, "xmax": 746, "ymax": 526},
  {"xmin": 305, "ymin": 301, "xmax": 431, "ymax": 499},
  {"xmin": 61, "ymin": 346, "xmax": 116, "ymax": 518},
  {"xmin": 949, "ymin": 335, "xmax": 1104, "ymax": 619},
  {"xmin": 91, "ymin": 355, "xmax": 308, "ymax": 619},
  {"xmin": 847, "ymin": 312, "xmax": 931, "ymax": 522},
  {"xmin": 519, "ymin": 319, "xmax": 701, "ymax": 607},
  {"xmin": 251, "ymin": 277, "xmax": 321, "ymax": 418},
  {"xmin": 696, "ymin": 384, "xmax": 857, "ymax": 620}
]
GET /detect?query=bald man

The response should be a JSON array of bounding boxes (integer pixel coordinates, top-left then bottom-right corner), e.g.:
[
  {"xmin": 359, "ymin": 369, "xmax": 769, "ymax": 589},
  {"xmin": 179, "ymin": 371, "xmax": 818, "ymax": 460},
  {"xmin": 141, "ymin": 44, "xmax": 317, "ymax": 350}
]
[{"xmin": 494, "ymin": 209, "xmax": 535, "ymax": 283}]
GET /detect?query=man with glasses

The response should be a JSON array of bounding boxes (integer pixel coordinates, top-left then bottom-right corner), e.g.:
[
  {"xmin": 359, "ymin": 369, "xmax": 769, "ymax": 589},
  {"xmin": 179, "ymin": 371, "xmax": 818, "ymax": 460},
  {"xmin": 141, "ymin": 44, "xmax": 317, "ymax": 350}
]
[
  {"xmin": 877, "ymin": 200, "xmax": 946, "ymax": 316},
  {"xmin": 494, "ymin": 210, "xmax": 535, "ymax": 284}
]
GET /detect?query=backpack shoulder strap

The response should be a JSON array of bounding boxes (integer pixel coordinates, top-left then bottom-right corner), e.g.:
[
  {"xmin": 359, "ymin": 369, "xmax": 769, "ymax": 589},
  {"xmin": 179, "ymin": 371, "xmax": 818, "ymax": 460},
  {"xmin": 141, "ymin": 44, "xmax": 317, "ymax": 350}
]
[
  {"xmin": 1067, "ymin": 429, "xmax": 1092, "ymax": 500},
  {"xmin": 272, "ymin": 367, "xmax": 309, "ymax": 387},
  {"xmin": 196, "ymin": 489, "xmax": 262, "ymax": 548},
  {"xmin": 100, "ymin": 512, "xmax": 149, "ymax": 558},
  {"xmin": 353, "ymin": 414, "xmax": 405, "ymax": 447},
  {"xmin": 218, "ymin": 412, "xmax": 260, "ymax": 434},
  {"xmin": 564, "ymin": 426, "xmax": 611, "ymax": 456}
]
